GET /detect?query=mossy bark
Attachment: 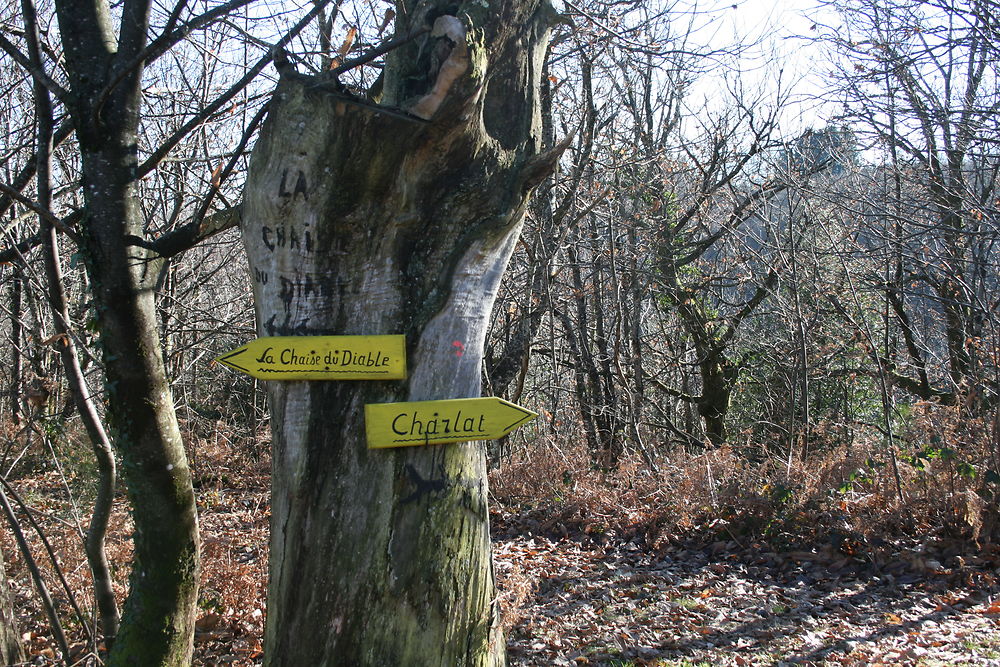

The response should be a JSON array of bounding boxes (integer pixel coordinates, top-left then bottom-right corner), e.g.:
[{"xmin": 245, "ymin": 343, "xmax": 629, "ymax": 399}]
[
  {"xmin": 697, "ymin": 352, "xmax": 736, "ymax": 447},
  {"xmin": 241, "ymin": 3, "xmax": 554, "ymax": 664},
  {"xmin": 75, "ymin": 155, "xmax": 200, "ymax": 667},
  {"xmin": 54, "ymin": 0, "xmax": 201, "ymax": 659}
]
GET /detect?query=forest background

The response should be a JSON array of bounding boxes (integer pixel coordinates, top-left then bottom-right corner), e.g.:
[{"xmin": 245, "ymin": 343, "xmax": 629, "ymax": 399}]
[{"xmin": 0, "ymin": 0, "xmax": 998, "ymax": 663}]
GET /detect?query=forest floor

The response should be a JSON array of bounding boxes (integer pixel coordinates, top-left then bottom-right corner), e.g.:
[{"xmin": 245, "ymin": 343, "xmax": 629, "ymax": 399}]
[
  {"xmin": 494, "ymin": 521, "xmax": 1000, "ymax": 666},
  {"xmin": 4, "ymin": 441, "xmax": 1000, "ymax": 666}
]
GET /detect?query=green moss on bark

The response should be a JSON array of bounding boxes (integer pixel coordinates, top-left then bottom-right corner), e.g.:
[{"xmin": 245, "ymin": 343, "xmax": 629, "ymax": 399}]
[{"xmin": 245, "ymin": 2, "xmax": 552, "ymax": 665}]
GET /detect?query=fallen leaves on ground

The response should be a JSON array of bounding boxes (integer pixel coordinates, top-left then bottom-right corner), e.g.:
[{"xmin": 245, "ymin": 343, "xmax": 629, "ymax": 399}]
[
  {"xmin": 6, "ymin": 458, "xmax": 1000, "ymax": 665},
  {"xmin": 495, "ymin": 525, "xmax": 1000, "ymax": 666}
]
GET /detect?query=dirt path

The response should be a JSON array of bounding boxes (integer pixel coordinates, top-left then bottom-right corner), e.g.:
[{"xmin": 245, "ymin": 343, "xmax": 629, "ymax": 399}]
[{"xmin": 496, "ymin": 534, "xmax": 1000, "ymax": 666}]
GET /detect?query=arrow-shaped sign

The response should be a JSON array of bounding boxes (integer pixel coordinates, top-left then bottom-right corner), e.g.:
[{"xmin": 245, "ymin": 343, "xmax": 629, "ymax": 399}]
[
  {"xmin": 216, "ymin": 335, "xmax": 406, "ymax": 380},
  {"xmin": 365, "ymin": 397, "xmax": 537, "ymax": 449}
]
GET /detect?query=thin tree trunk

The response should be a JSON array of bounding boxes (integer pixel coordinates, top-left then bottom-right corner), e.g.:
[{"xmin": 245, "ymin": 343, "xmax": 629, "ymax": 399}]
[
  {"xmin": 789, "ymin": 204, "xmax": 810, "ymax": 458},
  {"xmin": 556, "ymin": 307, "xmax": 601, "ymax": 455},
  {"xmin": 242, "ymin": 4, "xmax": 555, "ymax": 663},
  {"xmin": 593, "ymin": 216, "xmax": 622, "ymax": 465},
  {"xmin": 9, "ymin": 269, "xmax": 22, "ymax": 427},
  {"xmin": 567, "ymin": 241, "xmax": 606, "ymax": 459},
  {"xmin": 626, "ymin": 225, "xmax": 653, "ymax": 467},
  {"xmin": 0, "ymin": 543, "xmax": 24, "ymax": 666},
  {"xmin": 42, "ymin": 234, "xmax": 120, "ymax": 646},
  {"xmin": 0, "ymin": 482, "xmax": 69, "ymax": 659},
  {"xmin": 23, "ymin": 6, "xmax": 120, "ymax": 637}
]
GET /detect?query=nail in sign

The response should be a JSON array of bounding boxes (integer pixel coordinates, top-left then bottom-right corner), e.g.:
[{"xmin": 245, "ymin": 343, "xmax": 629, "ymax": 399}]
[
  {"xmin": 216, "ymin": 335, "xmax": 406, "ymax": 380},
  {"xmin": 365, "ymin": 397, "xmax": 537, "ymax": 448}
]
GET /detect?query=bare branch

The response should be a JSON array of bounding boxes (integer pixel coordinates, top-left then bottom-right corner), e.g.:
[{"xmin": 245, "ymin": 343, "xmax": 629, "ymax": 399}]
[
  {"xmin": 137, "ymin": 0, "xmax": 335, "ymax": 178},
  {"xmin": 0, "ymin": 32, "xmax": 69, "ymax": 101}
]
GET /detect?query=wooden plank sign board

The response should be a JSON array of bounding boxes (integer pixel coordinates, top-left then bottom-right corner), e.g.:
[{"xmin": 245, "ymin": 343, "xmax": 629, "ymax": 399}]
[
  {"xmin": 217, "ymin": 335, "xmax": 406, "ymax": 380},
  {"xmin": 365, "ymin": 397, "xmax": 537, "ymax": 448}
]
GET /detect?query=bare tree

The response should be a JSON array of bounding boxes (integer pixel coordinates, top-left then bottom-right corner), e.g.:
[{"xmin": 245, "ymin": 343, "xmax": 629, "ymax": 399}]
[{"xmin": 821, "ymin": 0, "xmax": 1000, "ymax": 408}]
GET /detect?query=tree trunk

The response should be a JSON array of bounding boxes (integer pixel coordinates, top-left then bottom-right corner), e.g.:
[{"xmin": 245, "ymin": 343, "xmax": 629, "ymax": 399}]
[
  {"xmin": 697, "ymin": 351, "xmax": 734, "ymax": 448},
  {"xmin": 9, "ymin": 268, "xmax": 23, "ymax": 427},
  {"xmin": 241, "ymin": 3, "xmax": 555, "ymax": 664},
  {"xmin": 79, "ymin": 170, "xmax": 199, "ymax": 665},
  {"xmin": 52, "ymin": 0, "xmax": 202, "ymax": 658},
  {"xmin": 0, "ymin": 544, "xmax": 24, "ymax": 667}
]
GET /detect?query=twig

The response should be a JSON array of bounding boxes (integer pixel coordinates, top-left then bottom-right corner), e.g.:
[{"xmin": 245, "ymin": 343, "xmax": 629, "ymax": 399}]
[
  {"xmin": 329, "ymin": 25, "xmax": 430, "ymax": 77},
  {"xmin": 0, "ymin": 481, "xmax": 71, "ymax": 660},
  {"xmin": 0, "ymin": 472, "xmax": 91, "ymax": 645},
  {"xmin": 0, "ymin": 33, "xmax": 69, "ymax": 101},
  {"xmin": 93, "ymin": 0, "xmax": 255, "ymax": 121},
  {"xmin": 0, "ymin": 183, "xmax": 80, "ymax": 244},
  {"xmin": 137, "ymin": 0, "xmax": 336, "ymax": 178}
]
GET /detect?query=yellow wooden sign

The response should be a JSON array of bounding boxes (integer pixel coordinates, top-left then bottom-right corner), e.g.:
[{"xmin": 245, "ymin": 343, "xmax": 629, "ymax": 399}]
[
  {"xmin": 365, "ymin": 397, "xmax": 537, "ymax": 448},
  {"xmin": 216, "ymin": 335, "xmax": 406, "ymax": 380}
]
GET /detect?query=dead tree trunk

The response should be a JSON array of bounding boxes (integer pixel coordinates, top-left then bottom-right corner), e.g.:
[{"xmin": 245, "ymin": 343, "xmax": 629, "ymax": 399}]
[{"xmin": 241, "ymin": 3, "xmax": 557, "ymax": 664}]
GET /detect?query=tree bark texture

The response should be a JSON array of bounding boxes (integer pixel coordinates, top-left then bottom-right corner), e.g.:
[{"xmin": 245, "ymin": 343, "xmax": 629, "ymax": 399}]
[
  {"xmin": 78, "ymin": 156, "xmax": 199, "ymax": 666},
  {"xmin": 0, "ymin": 544, "xmax": 24, "ymax": 667},
  {"xmin": 241, "ymin": 3, "xmax": 555, "ymax": 664},
  {"xmin": 54, "ymin": 0, "xmax": 201, "ymax": 659},
  {"xmin": 9, "ymin": 272, "xmax": 23, "ymax": 427}
]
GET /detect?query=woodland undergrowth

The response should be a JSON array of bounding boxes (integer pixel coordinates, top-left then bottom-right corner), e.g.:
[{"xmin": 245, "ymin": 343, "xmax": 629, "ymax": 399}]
[
  {"xmin": 491, "ymin": 402, "xmax": 1000, "ymax": 563},
  {"xmin": 1, "ymin": 401, "xmax": 998, "ymax": 664}
]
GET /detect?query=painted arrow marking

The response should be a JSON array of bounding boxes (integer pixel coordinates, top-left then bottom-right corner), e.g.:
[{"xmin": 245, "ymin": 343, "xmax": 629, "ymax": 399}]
[
  {"xmin": 216, "ymin": 335, "xmax": 406, "ymax": 381},
  {"xmin": 365, "ymin": 397, "xmax": 537, "ymax": 449}
]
